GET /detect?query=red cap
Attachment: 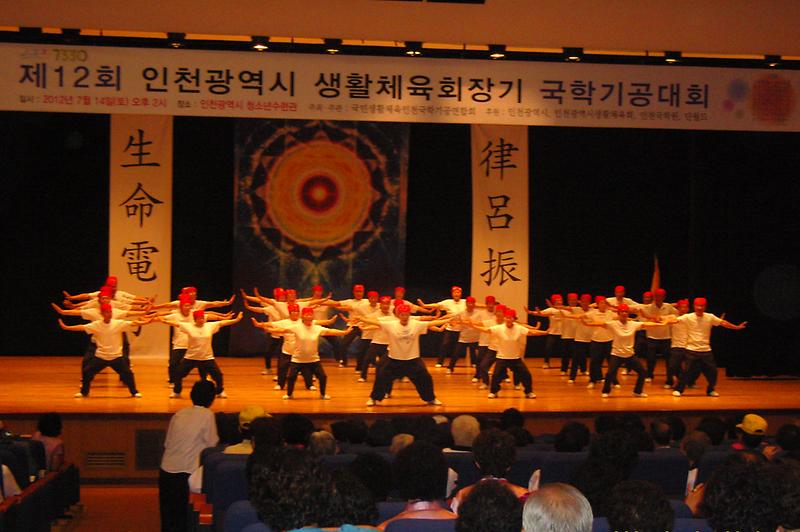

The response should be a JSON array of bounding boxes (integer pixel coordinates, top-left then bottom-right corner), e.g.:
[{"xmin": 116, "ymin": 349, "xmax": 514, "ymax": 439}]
[
  {"xmin": 396, "ymin": 304, "xmax": 411, "ymax": 314},
  {"xmin": 495, "ymin": 304, "xmax": 506, "ymax": 313},
  {"xmin": 379, "ymin": 296, "xmax": 391, "ymax": 303},
  {"xmin": 287, "ymin": 303, "xmax": 300, "ymax": 313},
  {"xmin": 694, "ymin": 297, "xmax": 707, "ymax": 307},
  {"xmin": 580, "ymin": 294, "xmax": 592, "ymax": 302},
  {"xmin": 643, "ymin": 291, "xmax": 653, "ymax": 298},
  {"xmin": 451, "ymin": 286, "xmax": 462, "ymax": 292},
  {"xmin": 193, "ymin": 309, "xmax": 205, "ymax": 320},
  {"xmin": 353, "ymin": 284, "xmax": 365, "ymax": 292},
  {"xmin": 655, "ymin": 288, "xmax": 667, "ymax": 297},
  {"xmin": 551, "ymin": 294, "xmax": 563, "ymax": 301},
  {"xmin": 367, "ymin": 290, "xmax": 379, "ymax": 298},
  {"xmin": 617, "ymin": 304, "xmax": 630, "ymax": 312},
  {"xmin": 394, "ymin": 286, "xmax": 405, "ymax": 293},
  {"xmin": 393, "ymin": 299, "xmax": 405, "ymax": 307},
  {"xmin": 301, "ymin": 307, "xmax": 314, "ymax": 317},
  {"xmin": 105, "ymin": 276, "xmax": 118, "ymax": 287},
  {"xmin": 466, "ymin": 296, "xmax": 476, "ymax": 303},
  {"xmin": 100, "ymin": 303, "xmax": 113, "ymax": 313},
  {"xmin": 285, "ymin": 289, "xmax": 297, "ymax": 297},
  {"xmin": 179, "ymin": 294, "xmax": 192, "ymax": 305},
  {"xmin": 273, "ymin": 287, "xmax": 285, "ymax": 297},
  {"xmin": 567, "ymin": 293, "xmax": 578, "ymax": 300},
  {"xmin": 485, "ymin": 295, "xmax": 496, "ymax": 304},
  {"xmin": 678, "ymin": 299, "xmax": 690, "ymax": 306},
  {"xmin": 595, "ymin": 296, "xmax": 606, "ymax": 304},
  {"xmin": 312, "ymin": 284, "xmax": 323, "ymax": 292},
  {"xmin": 614, "ymin": 285, "xmax": 625, "ymax": 292},
  {"xmin": 504, "ymin": 308, "xmax": 517, "ymax": 318},
  {"xmin": 182, "ymin": 286, "xmax": 197, "ymax": 295},
  {"xmin": 99, "ymin": 286, "xmax": 114, "ymax": 297}
]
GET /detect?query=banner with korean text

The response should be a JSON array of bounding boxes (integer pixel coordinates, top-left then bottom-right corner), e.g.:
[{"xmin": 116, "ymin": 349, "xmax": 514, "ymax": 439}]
[
  {"xmin": 470, "ymin": 125, "xmax": 529, "ymax": 315},
  {"xmin": 1, "ymin": 42, "xmax": 799, "ymax": 131},
  {"xmin": 109, "ymin": 114, "xmax": 172, "ymax": 358}
]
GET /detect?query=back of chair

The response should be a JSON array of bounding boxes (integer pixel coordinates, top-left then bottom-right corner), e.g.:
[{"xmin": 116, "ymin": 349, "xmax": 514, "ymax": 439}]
[
  {"xmin": 320, "ymin": 453, "xmax": 358, "ymax": 472},
  {"xmin": 538, "ymin": 452, "xmax": 588, "ymax": 485},
  {"xmin": 385, "ymin": 518, "xmax": 457, "ymax": 532},
  {"xmin": 223, "ymin": 500, "xmax": 259, "ymax": 532},
  {"xmin": 377, "ymin": 501, "xmax": 407, "ymax": 523},
  {"xmin": 591, "ymin": 516, "xmax": 610, "ymax": 532},
  {"xmin": 630, "ymin": 451, "xmax": 690, "ymax": 498},
  {"xmin": 673, "ymin": 517, "xmax": 712, "ymax": 532},
  {"xmin": 241, "ymin": 522, "xmax": 272, "ymax": 532},
  {"xmin": 210, "ymin": 458, "xmax": 250, "ymax": 521},
  {"xmin": 695, "ymin": 450, "xmax": 732, "ymax": 485}
]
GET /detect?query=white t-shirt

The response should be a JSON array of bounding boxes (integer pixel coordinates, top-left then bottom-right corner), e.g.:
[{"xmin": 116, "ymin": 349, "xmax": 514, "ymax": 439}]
[
  {"xmin": 677, "ymin": 313, "xmax": 723, "ymax": 352},
  {"xmin": 274, "ymin": 300, "xmax": 310, "ymax": 320},
  {"xmin": 670, "ymin": 316, "xmax": 689, "ymax": 349},
  {"xmin": 272, "ymin": 318, "xmax": 300, "ymax": 354},
  {"xmin": 539, "ymin": 307, "xmax": 563, "ymax": 335},
  {"xmin": 587, "ymin": 309, "xmax": 614, "ymax": 342},
  {"xmin": 168, "ymin": 310, "xmax": 193, "ymax": 349},
  {"xmin": 88, "ymin": 289, "xmax": 138, "ymax": 303},
  {"xmin": 261, "ymin": 305, "xmax": 284, "ymax": 338},
  {"xmin": 370, "ymin": 313, "xmax": 397, "ymax": 345},
  {"xmin": 84, "ymin": 319, "xmax": 136, "ymax": 360},
  {"xmin": 160, "ymin": 405, "xmax": 219, "ymax": 474},
  {"xmin": 341, "ymin": 298, "xmax": 370, "ymax": 318},
  {"xmin": 436, "ymin": 299, "xmax": 466, "ymax": 331},
  {"xmin": 178, "ymin": 322, "xmax": 222, "ymax": 361},
  {"xmin": 560, "ymin": 307, "xmax": 579, "ymax": 339},
  {"xmin": 80, "ymin": 307, "xmax": 127, "ymax": 322},
  {"xmin": 457, "ymin": 309, "xmax": 481, "ymax": 343},
  {"xmin": 643, "ymin": 303, "xmax": 677, "ymax": 340},
  {"xmin": 572, "ymin": 308, "xmax": 594, "ymax": 343},
  {"xmin": 473, "ymin": 309, "xmax": 494, "ymax": 347},
  {"xmin": 287, "ymin": 323, "xmax": 334, "ymax": 363},
  {"xmin": 489, "ymin": 323, "xmax": 528, "ymax": 360},
  {"xmin": 360, "ymin": 304, "xmax": 381, "ymax": 340},
  {"xmin": 606, "ymin": 296, "xmax": 639, "ymax": 308},
  {"xmin": 605, "ymin": 320, "xmax": 644, "ymax": 358},
  {"xmin": 379, "ymin": 319, "xmax": 429, "ymax": 361}
]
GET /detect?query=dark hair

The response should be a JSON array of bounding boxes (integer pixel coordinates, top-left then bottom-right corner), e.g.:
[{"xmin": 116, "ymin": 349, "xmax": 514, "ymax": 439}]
[
  {"xmin": 777, "ymin": 423, "xmax": 800, "ymax": 451},
  {"xmin": 37, "ymin": 413, "xmax": 62, "ymax": 438},
  {"xmin": 587, "ymin": 430, "xmax": 639, "ymax": 477},
  {"xmin": 392, "ymin": 440, "xmax": 448, "ymax": 501},
  {"xmin": 650, "ymin": 419, "xmax": 673, "ymax": 446},
  {"xmin": 768, "ymin": 461, "xmax": 800, "ymax": 530},
  {"xmin": 215, "ymin": 412, "xmax": 243, "ymax": 445},
  {"xmin": 456, "ymin": 480, "xmax": 522, "ymax": 532},
  {"xmin": 631, "ymin": 429, "xmax": 655, "ymax": 452},
  {"xmin": 570, "ymin": 460, "xmax": 622, "ymax": 518},
  {"xmin": 617, "ymin": 413, "xmax": 645, "ymax": 433},
  {"xmin": 607, "ymin": 480, "xmax": 674, "ymax": 532},
  {"xmin": 250, "ymin": 448, "xmax": 331, "ymax": 530},
  {"xmin": 410, "ymin": 415, "xmax": 439, "ymax": 444},
  {"xmin": 696, "ymin": 417, "xmax": 726, "ymax": 446},
  {"xmin": 281, "ymin": 414, "xmax": 315, "ymax": 447},
  {"xmin": 682, "ymin": 430, "xmax": 711, "ymax": 465},
  {"xmin": 504, "ymin": 425, "xmax": 534, "ymax": 447},
  {"xmin": 594, "ymin": 414, "xmax": 619, "ymax": 434},
  {"xmin": 323, "ymin": 469, "xmax": 378, "ymax": 527},
  {"xmin": 473, "ymin": 428, "xmax": 517, "ymax": 477},
  {"xmin": 348, "ymin": 452, "xmax": 393, "ymax": 503},
  {"xmin": 739, "ymin": 431, "xmax": 765, "ymax": 450},
  {"xmin": 190, "ymin": 380, "xmax": 216, "ymax": 408},
  {"xmin": 249, "ymin": 417, "xmax": 282, "ymax": 450},
  {"xmin": 555, "ymin": 422, "xmax": 590, "ymax": 452},
  {"xmin": 665, "ymin": 415, "xmax": 686, "ymax": 442},
  {"xmin": 703, "ymin": 462, "xmax": 782, "ymax": 532},
  {"xmin": 365, "ymin": 419, "xmax": 397, "ymax": 447},
  {"xmin": 500, "ymin": 408, "xmax": 525, "ymax": 430}
]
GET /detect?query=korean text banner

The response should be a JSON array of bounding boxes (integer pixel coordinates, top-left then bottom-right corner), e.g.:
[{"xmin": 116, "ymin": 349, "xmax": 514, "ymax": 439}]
[
  {"xmin": 2, "ymin": 43, "xmax": 799, "ymax": 131},
  {"xmin": 109, "ymin": 114, "xmax": 172, "ymax": 358},
  {"xmin": 231, "ymin": 119, "xmax": 408, "ymax": 354},
  {"xmin": 470, "ymin": 124, "xmax": 529, "ymax": 316}
]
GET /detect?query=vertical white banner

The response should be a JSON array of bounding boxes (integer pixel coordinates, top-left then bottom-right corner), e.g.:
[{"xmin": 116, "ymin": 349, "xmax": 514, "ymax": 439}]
[
  {"xmin": 470, "ymin": 125, "xmax": 530, "ymax": 314},
  {"xmin": 109, "ymin": 115, "xmax": 172, "ymax": 358}
]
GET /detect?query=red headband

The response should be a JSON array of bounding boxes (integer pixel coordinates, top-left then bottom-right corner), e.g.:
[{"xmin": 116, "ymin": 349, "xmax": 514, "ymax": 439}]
[
  {"xmin": 100, "ymin": 303, "xmax": 113, "ymax": 313},
  {"xmin": 393, "ymin": 299, "xmax": 405, "ymax": 307},
  {"xmin": 105, "ymin": 276, "xmax": 118, "ymax": 287},
  {"xmin": 301, "ymin": 307, "xmax": 314, "ymax": 316},
  {"xmin": 551, "ymin": 294, "xmax": 563, "ymax": 301},
  {"xmin": 495, "ymin": 304, "xmax": 506, "ymax": 313},
  {"xmin": 643, "ymin": 291, "xmax": 653, "ymax": 298},
  {"xmin": 617, "ymin": 304, "xmax": 630, "ymax": 312},
  {"xmin": 312, "ymin": 285, "xmax": 323, "ymax": 292},
  {"xmin": 287, "ymin": 303, "xmax": 300, "ymax": 312},
  {"xmin": 379, "ymin": 296, "xmax": 391, "ymax": 303},
  {"xmin": 396, "ymin": 304, "xmax": 411, "ymax": 313},
  {"xmin": 451, "ymin": 286, "xmax": 462, "ymax": 292},
  {"xmin": 353, "ymin": 284, "xmax": 365, "ymax": 292},
  {"xmin": 485, "ymin": 295, "xmax": 496, "ymax": 304},
  {"xmin": 394, "ymin": 286, "xmax": 405, "ymax": 292},
  {"xmin": 193, "ymin": 309, "xmax": 205, "ymax": 320},
  {"xmin": 504, "ymin": 308, "xmax": 517, "ymax": 318},
  {"xmin": 182, "ymin": 286, "xmax": 197, "ymax": 295},
  {"xmin": 99, "ymin": 286, "xmax": 114, "ymax": 297},
  {"xmin": 285, "ymin": 289, "xmax": 297, "ymax": 297},
  {"xmin": 694, "ymin": 297, "xmax": 707, "ymax": 306},
  {"xmin": 466, "ymin": 296, "xmax": 476, "ymax": 303},
  {"xmin": 567, "ymin": 293, "xmax": 578, "ymax": 300},
  {"xmin": 580, "ymin": 294, "xmax": 592, "ymax": 302},
  {"xmin": 615, "ymin": 285, "xmax": 625, "ymax": 292},
  {"xmin": 179, "ymin": 294, "xmax": 192, "ymax": 305},
  {"xmin": 655, "ymin": 288, "xmax": 667, "ymax": 297},
  {"xmin": 367, "ymin": 290, "xmax": 379, "ymax": 298},
  {"xmin": 273, "ymin": 287, "xmax": 285, "ymax": 297},
  {"xmin": 595, "ymin": 296, "xmax": 606, "ymax": 304},
  {"xmin": 678, "ymin": 299, "xmax": 689, "ymax": 306}
]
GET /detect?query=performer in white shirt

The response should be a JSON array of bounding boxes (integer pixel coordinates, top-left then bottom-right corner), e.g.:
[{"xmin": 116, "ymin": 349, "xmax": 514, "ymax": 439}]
[
  {"xmin": 563, "ymin": 294, "xmax": 594, "ymax": 384},
  {"xmin": 447, "ymin": 296, "xmax": 482, "ymax": 375},
  {"xmin": 360, "ymin": 304, "xmax": 453, "ymax": 406},
  {"xmin": 474, "ymin": 303, "xmax": 506, "ymax": 389},
  {"xmin": 471, "ymin": 308, "xmax": 548, "ymax": 398},
  {"xmin": 585, "ymin": 296, "xmax": 615, "ymax": 388},
  {"xmin": 665, "ymin": 298, "xmax": 690, "ymax": 389},
  {"xmin": 525, "ymin": 294, "xmax": 564, "ymax": 369},
  {"xmin": 640, "ymin": 288, "xmax": 678, "ymax": 384},
  {"xmin": 672, "ymin": 297, "xmax": 746, "ymax": 397},
  {"xmin": 417, "ymin": 285, "xmax": 467, "ymax": 368},
  {"xmin": 241, "ymin": 287, "xmax": 285, "ymax": 375}
]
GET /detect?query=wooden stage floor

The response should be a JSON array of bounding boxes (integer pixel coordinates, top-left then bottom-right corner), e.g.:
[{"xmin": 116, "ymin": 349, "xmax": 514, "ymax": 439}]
[{"xmin": 1, "ymin": 356, "xmax": 799, "ymax": 418}]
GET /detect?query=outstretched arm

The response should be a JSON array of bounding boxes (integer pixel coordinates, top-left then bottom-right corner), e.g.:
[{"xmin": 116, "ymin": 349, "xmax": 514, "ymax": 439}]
[
  {"xmin": 51, "ymin": 303, "xmax": 82, "ymax": 316},
  {"xmin": 720, "ymin": 319, "xmax": 747, "ymax": 330},
  {"xmin": 58, "ymin": 319, "xmax": 86, "ymax": 332},
  {"xmin": 215, "ymin": 312, "xmax": 244, "ymax": 328},
  {"xmin": 321, "ymin": 326, "xmax": 353, "ymax": 337},
  {"xmin": 314, "ymin": 314, "xmax": 340, "ymax": 327},
  {"xmin": 203, "ymin": 295, "xmax": 236, "ymax": 310},
  {"xmin": 243, "ymin": 299, "xmax": 269, "ymax": 315},
  {"xmin": 62, "ymin": 290, "xmax": 92, "ymax": 302},
  {"xmin": 240, "ymin": 288, "xmax": 263, "ymax": 304}
]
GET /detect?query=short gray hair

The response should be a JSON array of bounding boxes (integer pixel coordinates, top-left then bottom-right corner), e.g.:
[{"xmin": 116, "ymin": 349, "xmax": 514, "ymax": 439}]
[{"xmin": 523, "ymin": 483, "xmax": 593, "ymax": 532}]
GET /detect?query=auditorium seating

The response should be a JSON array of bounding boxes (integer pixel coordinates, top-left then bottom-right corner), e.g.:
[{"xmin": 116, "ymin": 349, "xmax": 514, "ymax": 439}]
[
  {"xmin": 384, "ymin": 518, "xmax": 456, "ymax": 532},
  {"xmin": 0, "ymin": 463, "xmax": 80, "ymax": 532}
]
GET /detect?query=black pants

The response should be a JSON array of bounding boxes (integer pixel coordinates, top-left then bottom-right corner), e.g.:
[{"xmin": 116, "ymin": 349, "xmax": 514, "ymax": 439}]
[
  {"xmin": 666, "ymin": 347, "xmax": 687, "ymax": 387},
  {"xmin": 173, "ymin": 359, "xmax": 223, "ymax": 394},
  {"xmin": 168, "ymin": 348, "xmax": 186, "ymax": 383},
  {"xmin": 159, "ymin": 469, "xmax": 189, "ymax": 532},
  {"xmin": 287, "ymin": 361, "xmax": 327, "ymax": 396},
  {"xmin": 675, "ymin": 350, "xmax": 717, "ymax": 394},
  {"xmin": 561, "ymin": 338, "xmax": 575, "ymax": 372},
  {"xmin": 371, "ymin": 358, "xmax": 435, "ymax": 402},
  {"xmin": 645, "ymin": 338, "xmax": 671, "ymax": 380},
  {"xmin": 436, "ymin": 330, "xmax": 460, "ymax": 366},
  {"xmin": 81, "ymin": 356, "xmax": 138, "ymax": 396},
  {"xmin": 634, "ymin": 329, "xmax": 647, "ymax": 360},
  {"xmin": 570, "ymin": 341, "xmax": 590, "ymax": 380},
  {"xmin": 544, "ymin": 334, "xmax": 561, "ymax": 365},
  {"xmin": 262, "ymin": 336, "xmax": 275, "ymax": 370},
  {"xmin": 338, "ymin": 327, "xmax": 362, "ymax": 365},
  {"xmin": 588, "ymin": 341, "xmax": 611, "ymax": 383},
  {"xmin": 82, "ymin": 340, "xmax": 97, "ymax": 371},
  {"xmin": 352, "ymin": 338, "xmax": 372, "ymax": 373},
  {"xmin": 277, "ymin": 352, "xmax": 313, "ymax": 389},
  {"xmin": 448, "ymin": 341, "xmax": 478, "ymax": 371},
  {"xmin": 490, "ymin": 359, "xmax": 532, "ymax": 394},
  {"xmin": 478, "ymin": 346, "xmax": 497, "ymax": 386},
  {"xmin": 602, "ymin": 355, "xmax": 645, "ymax": 394},
  {"xmin": 361, "ymin": 343, "xmax": 388, "ymax": 380}
]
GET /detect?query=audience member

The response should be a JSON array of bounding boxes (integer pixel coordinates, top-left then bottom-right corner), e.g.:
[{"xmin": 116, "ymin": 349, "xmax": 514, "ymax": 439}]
[
  {"xmin": 522, "ymin": 483, "xmax": 592, "ymax": 532},
  {"xmin": 32, "ymin": 412, "xmax": 65, "ymax": 471},
  {"xmin": 159, "ymin": 380, "xmax": 218, "ymax": 532},
  {"xmin": 607, "ymin": 480, "xmax": 674, "ymax": 532},
  {"xmin": 223, "ymin": 405, "xmax": 266, "ymax": 454},
  {"xmin": 309, "ymin": 430, "xmax": 339, "ymax": 456},
  {"xmin": 282, "ymin": 413, "xmax": 315, "ymax": 448},
  {"xmin": 448, "ymin": 415, "xmax": 480, "ymax": 451},
  {"xmin": 349, "ymin": 452, "xmax": 393, "ymax": 503},
  {"xmin": 732, "ymin": 413, "xmax": 768, "ymax": 451},
  {"xmin": 500, "ymin": 408, "xmax": 534, "ymax": 444},
  {"xmin": 594, "ymin": 414, "xmax": 619, "ymax": 434},
  {"xmin": 456, "ymin": 479, "xmax": 522, "ymax": 532},
  {"xmin": 324, "ymin": 469, "xmax": 379, "ymax": 528},
  {"xmin": 365, "ymin": 419, "xmax": 397, "ymax": 447},
  {"xmin": 650, "ymin": 418, "xmax": 673, "ymax": 449},
  {"xmin": 665, "ymin": 415, "xmax": 686, "ymax": 444},
  {"xmin": 215, "ymin": 411, "xmax": 243, "ymax": 445},
  {"xmin": 389, "ymin": 433, "xmax": 414, "ymax": 455},
  {"xmin": 696, "ymin": 416, "xmax": 727, "ymax": 446},
  {"xmin": 701, "ymin": 461, "xmax": 781, "ymax": 531},
  {"xmin": 554, "ymin": 422, "xmax": 590, "ymax": 452}
]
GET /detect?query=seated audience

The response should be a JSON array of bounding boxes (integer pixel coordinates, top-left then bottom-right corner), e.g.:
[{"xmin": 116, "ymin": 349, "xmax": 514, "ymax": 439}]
[
  {"xmin": 522, "ymin": 483, "xmax": 592, "ymax": 532},
  {"xmin": 696, "ymin": 416, "xmax": 727, "ymax": 447},
  {"xmin": 732, "ymin": 413, "xmax": 768, "ymax": 451},
  {"xmin": 650, "ymin": 418, "xmax": 674, "ymax": 450},
  {"xmin": 282, "ymin": 414, "xmax": 316, "ymax": 448},
  {"xmin": 500, "ymin": 408, "xmax": 534, "ymax": 445},
  {"xmin": 389, "ymin": 433, "xmax": 414, "ymax": 455},
  {"xmin": 348, "ymin": 452, "xmax": 393, "ymax": 504},
  {"xmin": 224, "ymin": 405, "xmax": 267, "ymax": 454},
  {"xmin": 554, "ymin": 421, "xmax": 590, "ymax": 452},
  {"xmin": 456, "ymin": 479, "xmax": 522, "ymax": 532},
  {"xmin": 309, "ymin": 430, "xmax": 339, "ymax": 456},
  {"xmin": 365, "ymin": 419, "xmax": 397, "ymax": 448},
  {"xmin": 607, "ymin": 480, "xmax": 674, "ymax": 532},
  {"xmin": 447, "ymin": 415, "xmax": 480, "ymax": 451},
  {"xmin": 32, "ymin": 412, "xmax": 65, "ymax": 471}
]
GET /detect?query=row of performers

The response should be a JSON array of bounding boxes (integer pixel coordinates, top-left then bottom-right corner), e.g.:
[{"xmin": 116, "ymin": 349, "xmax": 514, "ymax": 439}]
[{"xmin": 53, "ymin": 280, "xmax": 746, "ymax": 403}]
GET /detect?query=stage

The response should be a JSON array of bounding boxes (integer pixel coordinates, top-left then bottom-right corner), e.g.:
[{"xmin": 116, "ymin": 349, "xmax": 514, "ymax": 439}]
[{"xmin": 1, "ymin": 356, "xmax": 798, "ymax": 480}]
